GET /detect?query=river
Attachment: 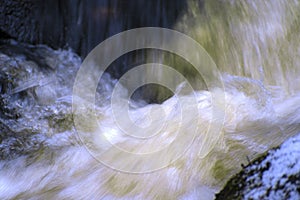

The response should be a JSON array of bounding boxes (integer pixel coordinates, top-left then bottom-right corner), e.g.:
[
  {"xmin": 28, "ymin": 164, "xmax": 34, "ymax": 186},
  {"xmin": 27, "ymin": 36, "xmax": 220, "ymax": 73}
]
[{"xmin": 0, "ymin": 0, "xmax": 300, "ymax": 199}]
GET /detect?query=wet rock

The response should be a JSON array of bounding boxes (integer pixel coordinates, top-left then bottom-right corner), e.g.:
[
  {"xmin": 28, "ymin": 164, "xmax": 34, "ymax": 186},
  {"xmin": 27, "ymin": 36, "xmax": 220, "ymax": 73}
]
[
  {"xmin": 0, "ymin": 0, "xmax": 187, "ymax": 57},
  {"xmin": 216, "ymin": 133, "xmax": 300, "ymax": 200},
  {"xmin": 0, "ymin": 40, "xmax": 81, "ymax": 160}
]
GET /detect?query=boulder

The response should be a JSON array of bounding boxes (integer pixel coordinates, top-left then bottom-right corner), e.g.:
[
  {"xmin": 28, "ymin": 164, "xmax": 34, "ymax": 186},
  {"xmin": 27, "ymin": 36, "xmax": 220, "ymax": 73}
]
[{"xmin": 216, "ymin": 133, "xmax": 300, "ymax": 200}]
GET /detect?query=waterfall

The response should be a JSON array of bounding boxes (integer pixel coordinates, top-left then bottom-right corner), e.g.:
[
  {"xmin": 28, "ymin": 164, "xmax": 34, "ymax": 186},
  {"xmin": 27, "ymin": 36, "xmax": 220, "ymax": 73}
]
[{"xmin": 0, "ymin": 0, "xmax": 300, "ymax": 199}]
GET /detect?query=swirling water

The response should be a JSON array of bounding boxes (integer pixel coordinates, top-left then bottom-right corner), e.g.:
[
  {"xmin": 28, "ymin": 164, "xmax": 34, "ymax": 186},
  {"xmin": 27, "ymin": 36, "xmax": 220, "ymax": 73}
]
[{"xmin": 1, "ymin": 0, "xmax": 300, "ymax": 199}]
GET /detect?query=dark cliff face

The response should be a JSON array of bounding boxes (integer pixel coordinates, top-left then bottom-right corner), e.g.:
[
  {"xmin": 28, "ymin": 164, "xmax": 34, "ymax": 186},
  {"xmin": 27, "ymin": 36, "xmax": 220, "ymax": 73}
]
[
  {"xmin": 0, "ymin": 1, "xmax": 37, "ymax": 42},
  {"xmin": 0, "ymin": 0, "xmax": 187, "ymax": 57},
  {"xmin": 0, "ymin": 0, "xmax": 191, "ymax": 104}
]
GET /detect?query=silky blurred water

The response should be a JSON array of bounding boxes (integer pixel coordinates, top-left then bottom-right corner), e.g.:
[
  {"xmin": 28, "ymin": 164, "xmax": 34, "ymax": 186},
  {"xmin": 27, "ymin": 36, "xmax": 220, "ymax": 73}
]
[{"xmin": 1, "ymin": 0, "xmax": 300, "ymax": 199}]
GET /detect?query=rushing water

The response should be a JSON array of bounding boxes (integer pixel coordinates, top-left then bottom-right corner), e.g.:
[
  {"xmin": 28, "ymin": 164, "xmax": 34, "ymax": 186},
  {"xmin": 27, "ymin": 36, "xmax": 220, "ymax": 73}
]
[{"xmin": 1, "ymin": 0, "xmax": 300, "ymax": 199}]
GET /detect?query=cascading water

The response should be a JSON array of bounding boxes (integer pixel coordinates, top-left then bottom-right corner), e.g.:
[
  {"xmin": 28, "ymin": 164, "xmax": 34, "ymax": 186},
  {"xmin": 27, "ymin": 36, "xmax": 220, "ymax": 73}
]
[{"xmin": 1, "ymin": 0, "xmax": 300, "ymax": 199}]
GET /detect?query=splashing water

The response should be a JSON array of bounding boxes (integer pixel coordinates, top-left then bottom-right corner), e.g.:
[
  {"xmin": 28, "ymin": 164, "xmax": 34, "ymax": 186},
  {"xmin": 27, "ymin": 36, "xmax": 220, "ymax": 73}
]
[{"xmin": 1, "ymin": 0, "xmax": 300, "ymax": 199}]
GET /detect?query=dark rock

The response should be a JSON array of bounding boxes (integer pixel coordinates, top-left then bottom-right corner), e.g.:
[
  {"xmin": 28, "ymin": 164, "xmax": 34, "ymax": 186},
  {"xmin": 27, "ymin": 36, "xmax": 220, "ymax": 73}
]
[{"xmin": 0, "ymin": 0, "xmax": 188, "ymax": 57}]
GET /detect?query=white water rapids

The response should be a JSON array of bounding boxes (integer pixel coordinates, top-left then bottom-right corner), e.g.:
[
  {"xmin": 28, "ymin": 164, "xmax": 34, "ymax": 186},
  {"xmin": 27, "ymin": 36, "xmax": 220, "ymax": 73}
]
[{"xmin": 1, "ymin": 0, "xmax": 300, "ymax": 199}]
